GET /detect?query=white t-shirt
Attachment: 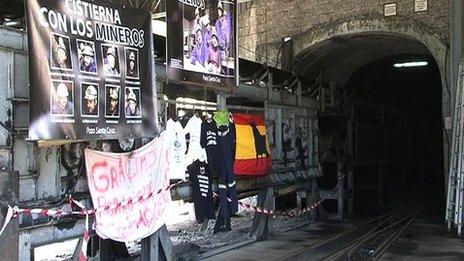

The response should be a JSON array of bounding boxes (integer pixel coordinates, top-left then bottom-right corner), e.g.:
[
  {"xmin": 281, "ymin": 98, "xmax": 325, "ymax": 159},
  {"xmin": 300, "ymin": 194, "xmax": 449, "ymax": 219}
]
[
  {"xmin": 184, "ymin": 115, "xmax": 207, "ymax": 166},
  {"xmin": 166, "ymin": 118, "xmax": 187, "ymax": 180}
]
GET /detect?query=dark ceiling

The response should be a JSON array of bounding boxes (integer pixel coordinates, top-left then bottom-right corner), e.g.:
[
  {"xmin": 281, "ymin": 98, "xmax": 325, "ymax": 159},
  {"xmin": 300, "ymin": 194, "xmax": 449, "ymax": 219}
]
[{"xmin": 293, "ymin": 33, "xmax": 433, "ymax": 88}]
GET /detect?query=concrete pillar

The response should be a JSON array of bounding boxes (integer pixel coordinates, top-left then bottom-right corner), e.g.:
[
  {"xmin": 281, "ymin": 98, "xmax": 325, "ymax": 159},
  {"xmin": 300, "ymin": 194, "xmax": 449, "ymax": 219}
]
[
  {"xmin": 266, "ymin": 72, "xmax": 274, "ymax": 101},
  {"xmin": 346, "ymin": 95, "xmax": 354, "ymax": 215},
  {"xmin": 337, "ymin": 161, "xmax": 344, "ymax": 220},
  {"xmin": 347, "ymin": 167, "xmax": 354, "ymax": 216},
  {"xmin": 309, "ymin": 179, "xmax": 319, "ymax": 221},
  {"xmin": 37, "ymin": 147, "xmax": 61, "ymax": 199},
  {"xmin": 0, "ymin": 171, "xmax": 19, "ymax": 261},
  {"xmin": 296, "ymin": 191, "xmax": 306, "ymax": 210},
  {"xmin": 378, "ymin": 163, "xmax": 384, "ymax": 204},
  {"xmin": 217, "ymin": 93, "xmax": 227, "ymax": 111},
  {"xmin": 330, "ymin": 81, "xmax": 336, "ymax": 108},
  {"xmin": 297, "ymin": 80, "xmax": 302, "ymax": 107}
]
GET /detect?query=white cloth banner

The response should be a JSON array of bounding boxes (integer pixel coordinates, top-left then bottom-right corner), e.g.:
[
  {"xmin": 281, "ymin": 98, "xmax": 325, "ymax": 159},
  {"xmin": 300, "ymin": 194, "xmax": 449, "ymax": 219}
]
[{"xmin": 85, "ymin": 132, "xmax": 171, "ymax": 242}]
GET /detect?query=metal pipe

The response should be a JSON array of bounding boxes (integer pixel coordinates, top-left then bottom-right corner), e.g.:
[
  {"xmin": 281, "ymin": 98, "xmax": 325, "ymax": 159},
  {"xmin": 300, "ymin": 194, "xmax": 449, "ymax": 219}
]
[{"xmin": 227, "ymin": 105, "xmax": 264, "ymax": 112}]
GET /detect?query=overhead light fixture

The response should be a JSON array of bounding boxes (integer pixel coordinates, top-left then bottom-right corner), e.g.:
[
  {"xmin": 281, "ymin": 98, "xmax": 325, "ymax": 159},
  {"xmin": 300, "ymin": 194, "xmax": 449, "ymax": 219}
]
[{"xmin": 393, "ymin": 61, "xmax": 428, "ymax": 68}]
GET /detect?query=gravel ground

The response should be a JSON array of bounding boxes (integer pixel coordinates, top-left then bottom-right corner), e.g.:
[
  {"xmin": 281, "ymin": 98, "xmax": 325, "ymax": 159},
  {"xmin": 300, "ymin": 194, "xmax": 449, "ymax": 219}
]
[
  {"xmin": 169, "ymin": 211, "xmax": 315, "ymax": 260},
  {"xmin": 36, "ymin": 201, "xmax": 316, "ymax": 260}
]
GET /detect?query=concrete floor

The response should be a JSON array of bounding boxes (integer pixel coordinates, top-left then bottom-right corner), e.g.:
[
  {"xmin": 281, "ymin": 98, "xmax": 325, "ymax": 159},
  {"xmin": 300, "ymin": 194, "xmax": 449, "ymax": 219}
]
[
  {"xmin": 381, "ymin": 205, "xmax": 464, "ymax": 261},
  {"xmin": 202, "ymin": 222, "xmax": 357, "ymax": 261},
  {"xmin": 204, "ymin": 205, "xmax": 464, "ymax": 261}
]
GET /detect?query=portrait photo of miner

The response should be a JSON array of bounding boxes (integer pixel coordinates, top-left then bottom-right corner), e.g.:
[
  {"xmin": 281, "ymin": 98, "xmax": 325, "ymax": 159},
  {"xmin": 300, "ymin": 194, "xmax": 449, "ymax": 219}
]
[
  {"xmin": 78, "ymin": 40, "xmax": 97, "ymax": 74},
  {"xmin": 82, "ymin": 83, "xmax": 99, "ymax": 116},
  {"xmin": 125, "ymin": 49, "xmax": 139, "ymax": 78},
  {"xmin": 125, "ymin": 88, "xmax": 142, "ymax": 118},
  {"xmin": 51, "ymin": 81, "xmax": 74, "ymax": 116},
  {"xmin": 106, "ymin": 85, "xmax": 120, "ymax": 117},
  {"xmin": 103, "ymin": 45, "xmax": 120, "ymax": 76},
  {"xmin": 51, "ymin": 34, "xmax": 72, "ymax": 70}
]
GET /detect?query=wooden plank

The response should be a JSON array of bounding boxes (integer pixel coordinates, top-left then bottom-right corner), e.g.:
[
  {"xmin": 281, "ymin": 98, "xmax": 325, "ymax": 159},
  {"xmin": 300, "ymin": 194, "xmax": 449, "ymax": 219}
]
[
  {"xmin": 249, "ymin": 187, "xmax": 274, "ymax": 241},
  {"xmin": 141, "ymin": 225, "xmax": 173, "ymax": 261}
]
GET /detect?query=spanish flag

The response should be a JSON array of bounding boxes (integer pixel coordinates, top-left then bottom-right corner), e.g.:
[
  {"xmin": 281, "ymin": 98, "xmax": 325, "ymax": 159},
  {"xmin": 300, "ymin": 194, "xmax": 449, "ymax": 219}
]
[{"xmin": 233, "ymin": 113, "xmax": 272, "ymax": 177}]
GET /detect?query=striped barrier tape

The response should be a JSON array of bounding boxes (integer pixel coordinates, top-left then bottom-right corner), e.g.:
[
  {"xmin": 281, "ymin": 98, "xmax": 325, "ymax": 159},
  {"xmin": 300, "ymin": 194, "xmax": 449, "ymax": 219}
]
[
  {"xmin": 0, "ymin": 178, "xmax": 344, "ymax": 258},
  {"xmin": 216, "ymin": 193, "xmax": 326, "ymax": 219},
  {"xmin": 215, "ymin": 177, "xmax": 344, "ymax": 218},
  {"xmin": 0, "ymin": 180, "xmax": 185, "ymax": 260}
]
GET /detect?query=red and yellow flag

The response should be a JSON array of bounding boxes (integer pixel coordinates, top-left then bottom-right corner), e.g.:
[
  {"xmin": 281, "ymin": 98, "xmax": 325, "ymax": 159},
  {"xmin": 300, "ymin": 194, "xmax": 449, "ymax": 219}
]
[{"xmin": 233, "ymin": 113, "xmax": 272, "ymax": 177}]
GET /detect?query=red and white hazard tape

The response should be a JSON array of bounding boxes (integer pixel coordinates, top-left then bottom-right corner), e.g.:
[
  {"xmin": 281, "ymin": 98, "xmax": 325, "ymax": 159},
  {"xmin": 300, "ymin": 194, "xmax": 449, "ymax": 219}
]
[
  {"xmin": 87, "ymin": 180, "xmax": 183, "ymax": 214},
  {"xmin": 282, "ymin": 199, "xmax": 325, "ymax": 218},
  {"xmin": 235, "ymin": 197, "xmax": 325, "ymax": 218},
  {"xmin": 80, "ymin": 213, "xmax": 90, "ymax": 261},
  {"xmin": 238, "ymin": 201, "xmax": 276, "ymax": 217},
  {"xmin": 0, "ymin": 180, "xmax": 185, "ymax": 260},
  {"xmin": 214, "ymin": 178, "xmax": 343, "ymax": 218}
]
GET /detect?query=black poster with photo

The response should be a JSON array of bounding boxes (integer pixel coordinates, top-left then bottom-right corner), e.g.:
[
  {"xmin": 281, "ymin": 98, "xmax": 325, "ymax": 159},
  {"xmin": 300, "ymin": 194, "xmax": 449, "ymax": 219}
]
[
  {"xmin": 166, "ymin": 0, "xmax": 237, "ymax": 91},
  {"xmin": 26, "ymin": 0, "xmax": 157, "ymax": 141}
]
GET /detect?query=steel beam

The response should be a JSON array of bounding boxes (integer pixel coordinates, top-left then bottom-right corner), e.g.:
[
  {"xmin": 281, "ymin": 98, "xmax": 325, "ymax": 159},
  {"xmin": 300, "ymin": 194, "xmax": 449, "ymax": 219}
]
[{"xmin": 450, "ymin": 0, "xmax": 463, "ymax": 110}]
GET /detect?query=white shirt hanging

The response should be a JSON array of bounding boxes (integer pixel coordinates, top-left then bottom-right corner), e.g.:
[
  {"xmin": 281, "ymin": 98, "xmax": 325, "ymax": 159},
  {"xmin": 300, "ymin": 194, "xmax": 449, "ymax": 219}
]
[
  {"xmin": 166, "ymin": 118, "xmax": 187, "ymax": 180},
  {"xmin": 184, "ymin": 115, "xmax": 208, "ymax": 166}
]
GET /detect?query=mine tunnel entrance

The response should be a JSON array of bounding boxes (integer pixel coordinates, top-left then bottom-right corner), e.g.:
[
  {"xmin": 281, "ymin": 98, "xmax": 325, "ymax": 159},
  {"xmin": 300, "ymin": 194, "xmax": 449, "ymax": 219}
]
[
  {"xmin": 344, "ymin": 54, "xmax": 444, "ymax": 214},
  {"xmin": 295, "ymin": 32, "xmax": 445, "ymax": 217}
]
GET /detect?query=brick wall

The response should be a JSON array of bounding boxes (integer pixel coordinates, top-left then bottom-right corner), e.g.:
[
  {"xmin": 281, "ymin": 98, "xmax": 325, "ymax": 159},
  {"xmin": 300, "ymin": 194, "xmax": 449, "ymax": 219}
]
[{"xmin": 238, "ymin": 0, "xmax": 451, "ymax": 63}]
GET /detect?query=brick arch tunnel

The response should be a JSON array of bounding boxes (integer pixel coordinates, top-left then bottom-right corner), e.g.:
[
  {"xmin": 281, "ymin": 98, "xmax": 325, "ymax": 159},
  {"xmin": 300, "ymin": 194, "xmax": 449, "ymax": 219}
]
[{"xmin": 294, "ymin": 32, "xmax": 446, "ymax": 215}]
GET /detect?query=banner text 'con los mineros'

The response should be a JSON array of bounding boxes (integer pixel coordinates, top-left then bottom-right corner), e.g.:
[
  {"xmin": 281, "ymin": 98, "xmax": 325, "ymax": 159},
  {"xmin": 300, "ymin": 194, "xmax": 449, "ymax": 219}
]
[{"xmin": 38, "ymin": 0, "xmax": 145, "ymax": 48}]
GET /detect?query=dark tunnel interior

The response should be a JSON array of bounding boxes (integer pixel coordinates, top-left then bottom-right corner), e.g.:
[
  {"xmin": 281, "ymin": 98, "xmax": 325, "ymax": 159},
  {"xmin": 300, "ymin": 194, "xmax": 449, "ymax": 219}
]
[{"xmin": 319, "ymin": 54, "xmax": 445, "ymax": 216}]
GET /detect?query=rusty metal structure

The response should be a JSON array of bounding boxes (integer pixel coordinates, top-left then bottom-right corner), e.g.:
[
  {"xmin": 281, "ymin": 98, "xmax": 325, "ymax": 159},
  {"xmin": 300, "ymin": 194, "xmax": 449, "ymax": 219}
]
[
  {"xmin": 0, "ymin": 0, "xmax": 455, "ymax": 260},
  {"xmin": 0, "ymin": 1, "xmax": 327, "ymax": 259}
]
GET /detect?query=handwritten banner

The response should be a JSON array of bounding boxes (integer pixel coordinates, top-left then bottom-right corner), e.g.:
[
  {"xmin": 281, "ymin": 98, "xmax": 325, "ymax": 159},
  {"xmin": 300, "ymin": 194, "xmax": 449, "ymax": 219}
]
[{"xmin": 85, "ymin": 133, "xmax": 171, "ymax": 242}]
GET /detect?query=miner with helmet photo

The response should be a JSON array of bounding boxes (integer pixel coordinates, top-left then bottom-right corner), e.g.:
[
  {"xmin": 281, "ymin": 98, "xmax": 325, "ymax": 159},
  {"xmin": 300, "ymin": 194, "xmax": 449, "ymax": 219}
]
[
  {"xmin": 51, "ymin": 81, "xmax": 74, "ymax": 115},
  {"xmin": 82, "ymin": 84, "xmax": 99, "ymax": 116},
  {"xmin": 78, "ymin": 40, "xmax": 97, "ymax": 73}
]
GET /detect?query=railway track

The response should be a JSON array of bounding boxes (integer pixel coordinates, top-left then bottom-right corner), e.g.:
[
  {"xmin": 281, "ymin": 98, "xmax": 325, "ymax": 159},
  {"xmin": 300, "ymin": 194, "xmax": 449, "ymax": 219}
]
[{"xmin": 280, "ymin": 199, "xmax": 440, "ymax": 261}]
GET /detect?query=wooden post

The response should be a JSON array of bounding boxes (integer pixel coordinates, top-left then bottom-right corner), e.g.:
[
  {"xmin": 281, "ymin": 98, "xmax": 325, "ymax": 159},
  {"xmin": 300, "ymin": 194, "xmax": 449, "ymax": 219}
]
[
  {"xmin": 141, "ymin": 225, "xmax": 173, "ymax": 261},
  {"xmin": 0, "ymin": 171, "xmax": 19, "ymax": 261},
  {"xmin": 249, "ymin": 187, "xmax": 274, "ymax": 241},
  {"xmin": 100, "ymin": 239, "xmax": 131, "ymax": 260}
]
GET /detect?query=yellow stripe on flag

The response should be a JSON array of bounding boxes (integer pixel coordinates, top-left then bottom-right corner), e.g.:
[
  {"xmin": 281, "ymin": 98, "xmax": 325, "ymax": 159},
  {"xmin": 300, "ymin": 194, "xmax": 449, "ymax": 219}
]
[{"xmin": 235, "ymin": 124, "xmax": 271, "ymax": 160}]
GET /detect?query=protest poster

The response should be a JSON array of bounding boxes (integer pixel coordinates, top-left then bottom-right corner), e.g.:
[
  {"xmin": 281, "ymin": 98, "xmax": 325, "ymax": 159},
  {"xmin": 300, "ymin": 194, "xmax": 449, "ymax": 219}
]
[
  {"xmin": 26, "ymin": 0, "xmax": 157, "ymax": 141},
  {"xmin": 166, "ymin": 0, "xmax": 237, "ymax": 90}
]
